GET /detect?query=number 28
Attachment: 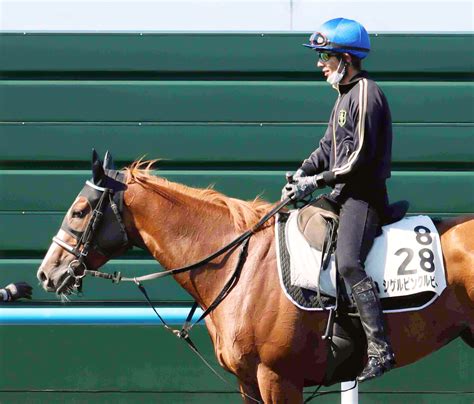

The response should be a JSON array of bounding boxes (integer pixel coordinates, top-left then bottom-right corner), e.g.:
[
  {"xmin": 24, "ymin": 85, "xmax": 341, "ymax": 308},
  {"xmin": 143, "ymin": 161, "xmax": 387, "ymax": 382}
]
[{"xmin": 396, "ymin": 226, "xmax": 435, "ymax": 275}]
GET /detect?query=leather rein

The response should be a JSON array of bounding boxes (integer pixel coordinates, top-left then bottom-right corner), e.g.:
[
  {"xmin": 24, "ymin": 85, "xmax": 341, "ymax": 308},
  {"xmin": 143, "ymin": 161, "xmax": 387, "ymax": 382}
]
[{"xmin": 58, "ymin": 180, "xmax": 290, "ymax": 285}]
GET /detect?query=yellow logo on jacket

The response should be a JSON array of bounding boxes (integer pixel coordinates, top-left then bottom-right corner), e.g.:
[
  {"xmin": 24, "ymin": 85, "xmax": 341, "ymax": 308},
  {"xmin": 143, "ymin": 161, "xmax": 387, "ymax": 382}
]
[{"xmin": 338, "ymin": 109, "xmax": 347, "ymax": 127}]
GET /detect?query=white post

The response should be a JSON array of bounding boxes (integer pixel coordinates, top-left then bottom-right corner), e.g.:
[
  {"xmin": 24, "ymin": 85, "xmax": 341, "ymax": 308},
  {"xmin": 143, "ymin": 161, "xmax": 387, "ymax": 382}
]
[{"xmin": 341, "ymin": 381, "xmax": 358, "ymax": 404}]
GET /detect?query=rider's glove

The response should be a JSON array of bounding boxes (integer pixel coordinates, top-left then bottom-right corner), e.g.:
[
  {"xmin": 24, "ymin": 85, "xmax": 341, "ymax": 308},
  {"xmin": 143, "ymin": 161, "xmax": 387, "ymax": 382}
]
[
  {"xmin": 281, "ymin": 174, "xmax": 325, "ymax": 201},
  {"xmin": 293, "ymin": 168, "xmax": 307, "ymax": 180},
  {"xmin": 281, "ymin": 169, "xmax": 307, "ymax": 201},
  {"xmin": 0, "ymin": 282, "xmax": 33, "ymax": 301}
]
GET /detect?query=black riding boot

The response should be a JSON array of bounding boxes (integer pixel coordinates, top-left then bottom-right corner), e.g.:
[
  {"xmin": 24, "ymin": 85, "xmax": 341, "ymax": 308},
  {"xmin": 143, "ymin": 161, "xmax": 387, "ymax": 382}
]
[{"xmin": 352, "ymin": 276, "xmax": 395, "ymax": 382}]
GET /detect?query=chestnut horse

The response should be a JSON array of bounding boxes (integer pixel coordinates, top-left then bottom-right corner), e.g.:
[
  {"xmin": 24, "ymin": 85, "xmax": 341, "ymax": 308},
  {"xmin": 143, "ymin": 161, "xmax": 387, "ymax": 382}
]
[{"xmin": 37, "ymin": 152, "xmax": 474, "ymax": 403}]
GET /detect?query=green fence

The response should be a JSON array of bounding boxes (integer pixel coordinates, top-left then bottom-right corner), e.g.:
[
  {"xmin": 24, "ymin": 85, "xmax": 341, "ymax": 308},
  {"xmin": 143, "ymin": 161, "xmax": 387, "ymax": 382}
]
[{"xmin": 0, "ymin": 33, "xmax": 473, "ymax": 403}]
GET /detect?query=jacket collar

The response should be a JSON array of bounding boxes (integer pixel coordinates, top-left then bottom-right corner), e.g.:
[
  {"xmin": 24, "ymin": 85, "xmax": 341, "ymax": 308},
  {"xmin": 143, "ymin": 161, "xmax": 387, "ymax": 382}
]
[{"xmin": 336, "ymin": 70, "xmax": 369, "ymax": 94}]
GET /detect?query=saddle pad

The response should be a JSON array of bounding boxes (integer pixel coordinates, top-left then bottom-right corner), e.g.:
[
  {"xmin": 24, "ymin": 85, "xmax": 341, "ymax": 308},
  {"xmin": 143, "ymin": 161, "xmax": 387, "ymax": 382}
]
[
  {"xmin": 275, "ymin": 212, "xmax": 335, "ymax": 311},
  {"xmin": 276, "ymin": 212, "xmax": 447, "ymax": 312}
]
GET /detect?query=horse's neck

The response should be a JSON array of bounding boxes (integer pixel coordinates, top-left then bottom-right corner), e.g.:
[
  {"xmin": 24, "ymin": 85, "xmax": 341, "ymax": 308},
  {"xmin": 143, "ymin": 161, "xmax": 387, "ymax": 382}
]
[{"xmin": 124, "ymin": 183, "xmax": 239, "ymax": 304}]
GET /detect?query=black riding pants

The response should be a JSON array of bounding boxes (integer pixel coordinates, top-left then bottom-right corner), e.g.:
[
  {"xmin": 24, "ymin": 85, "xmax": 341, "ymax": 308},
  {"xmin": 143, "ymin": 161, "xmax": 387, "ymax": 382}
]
[{"xmin": 334, "ymin": 196, "xmax": 382, "ymax": 288}]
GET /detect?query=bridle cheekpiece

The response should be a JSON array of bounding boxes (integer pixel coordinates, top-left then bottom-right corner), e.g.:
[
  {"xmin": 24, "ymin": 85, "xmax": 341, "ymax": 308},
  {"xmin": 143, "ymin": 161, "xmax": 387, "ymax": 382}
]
[{"xmin": 52, "ymin": 170, "xmax": 129, "ymax": 294}]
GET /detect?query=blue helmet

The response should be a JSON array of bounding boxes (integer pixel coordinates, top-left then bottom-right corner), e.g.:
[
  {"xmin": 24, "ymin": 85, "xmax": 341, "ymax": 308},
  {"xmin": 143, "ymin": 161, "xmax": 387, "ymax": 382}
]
[{"xmin": 303, "ymin": 18, "xmax": 370, "ymax": 59}]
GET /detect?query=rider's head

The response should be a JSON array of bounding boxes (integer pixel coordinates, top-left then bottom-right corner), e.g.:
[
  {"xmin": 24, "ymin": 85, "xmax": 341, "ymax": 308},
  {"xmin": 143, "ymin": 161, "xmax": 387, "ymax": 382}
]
[{"xmin": 303, "ymin": 18, "xmax": 370, "ymax": 86}]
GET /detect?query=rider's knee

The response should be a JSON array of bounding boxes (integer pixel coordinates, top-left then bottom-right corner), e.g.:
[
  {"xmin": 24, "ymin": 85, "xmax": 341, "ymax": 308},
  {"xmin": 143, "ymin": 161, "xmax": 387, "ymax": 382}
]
[{"xmin": 337, "ymin": 259, "xmax": 366, "ymax": 287}]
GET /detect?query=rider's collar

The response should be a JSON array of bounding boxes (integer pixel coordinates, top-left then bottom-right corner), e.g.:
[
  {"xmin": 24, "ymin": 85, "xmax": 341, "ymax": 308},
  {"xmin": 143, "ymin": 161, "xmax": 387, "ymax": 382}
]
[{"xmin": 337, "ymin": 70, "xmax": 369, "ymax": 94}]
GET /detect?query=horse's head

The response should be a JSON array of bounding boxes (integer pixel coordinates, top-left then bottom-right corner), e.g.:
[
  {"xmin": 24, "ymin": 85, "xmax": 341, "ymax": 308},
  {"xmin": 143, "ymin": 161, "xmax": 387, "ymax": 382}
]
[{"xmin": 37, "ymin": 150, "xmax": 130, "ymax": 297}]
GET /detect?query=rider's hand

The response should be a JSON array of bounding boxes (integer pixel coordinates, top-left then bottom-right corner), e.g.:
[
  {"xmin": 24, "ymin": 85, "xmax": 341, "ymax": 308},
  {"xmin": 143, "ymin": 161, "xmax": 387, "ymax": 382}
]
[
  {"xmin": 293, "ymin": 168, "xmax": 307, "ymax": 180},
  {"xmin": 281, "ymin": 182, "xmax": 296, "ymax": 201},
  {"xmin": 281, "ymin": 169, "xmax": 308, "ymax": 201},
  {"xmin": 281, "ymin": 175, "xmax": 320, "ymax": 201},
  {"xmin": 0, "ymin": 282, "xmax": 33, "ymax": 301}
]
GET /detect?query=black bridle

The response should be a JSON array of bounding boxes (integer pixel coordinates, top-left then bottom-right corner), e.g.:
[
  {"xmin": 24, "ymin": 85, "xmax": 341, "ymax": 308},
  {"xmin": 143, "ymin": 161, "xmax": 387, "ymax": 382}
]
[{"xmin": 52, "ymin": 171, "xmax": 129, "ymax": 294}]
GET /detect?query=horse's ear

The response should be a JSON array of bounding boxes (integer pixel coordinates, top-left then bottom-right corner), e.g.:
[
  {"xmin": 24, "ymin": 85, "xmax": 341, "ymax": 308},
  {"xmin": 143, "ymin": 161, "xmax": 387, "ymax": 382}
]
[
  {"xmin": 103, "ymin": 150, "xmax": 115, "ymax": 170},
  {"xmin": 91, "ymin": 149, "xmax": 105, "ymax": 184}
]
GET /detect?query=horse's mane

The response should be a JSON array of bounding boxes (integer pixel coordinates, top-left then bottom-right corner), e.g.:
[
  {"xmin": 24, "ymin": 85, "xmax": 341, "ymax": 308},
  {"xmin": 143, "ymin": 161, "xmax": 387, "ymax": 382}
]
[{"xmin": 124, "ymin": 160, "xmax": 274, "ymax": 232}]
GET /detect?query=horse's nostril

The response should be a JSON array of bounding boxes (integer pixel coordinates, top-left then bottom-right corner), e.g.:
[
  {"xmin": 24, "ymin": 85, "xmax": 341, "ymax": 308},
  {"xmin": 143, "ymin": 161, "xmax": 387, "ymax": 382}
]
[{"xmin": 37, "ymin": 269, "xmax": 48, "ymax": 283}]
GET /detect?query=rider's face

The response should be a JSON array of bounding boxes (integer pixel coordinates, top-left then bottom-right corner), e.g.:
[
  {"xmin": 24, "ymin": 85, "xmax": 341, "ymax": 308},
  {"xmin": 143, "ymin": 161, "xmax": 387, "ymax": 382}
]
[{"xmin": 317, "ymin": 53, "xmax": 341, "ymax": 79}]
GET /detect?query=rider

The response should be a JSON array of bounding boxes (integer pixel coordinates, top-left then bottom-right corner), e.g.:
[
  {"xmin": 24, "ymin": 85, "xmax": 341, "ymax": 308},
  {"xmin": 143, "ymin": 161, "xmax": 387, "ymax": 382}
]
[
  {"xmin": 282, "ymin": 17, "xmax": 395, "ymax": 382},
  {"xmin": 0, "ymin": 282, "xmax": 33, "ymax": 302}
]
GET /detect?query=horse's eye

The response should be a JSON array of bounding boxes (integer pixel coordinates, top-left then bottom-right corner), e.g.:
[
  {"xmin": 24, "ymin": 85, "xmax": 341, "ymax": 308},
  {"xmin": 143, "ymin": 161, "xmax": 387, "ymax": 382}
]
[{"xmin": 71, "ymin": 210, "xmax": 85, "ymax": 218}]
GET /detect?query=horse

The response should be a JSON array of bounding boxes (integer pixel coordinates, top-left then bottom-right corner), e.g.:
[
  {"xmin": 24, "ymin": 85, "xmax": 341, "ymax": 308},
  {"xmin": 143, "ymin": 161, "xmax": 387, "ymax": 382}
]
[{"xmin": 37, "ymin": 151, "xmax": 474, "ymax": 403}]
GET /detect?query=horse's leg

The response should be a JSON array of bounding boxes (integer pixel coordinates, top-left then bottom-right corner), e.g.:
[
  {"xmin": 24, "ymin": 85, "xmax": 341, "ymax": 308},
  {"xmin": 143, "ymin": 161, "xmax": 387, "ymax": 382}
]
[
  {"xmin": 256, "ymin": 364, "xmax": 303, "ymax": 403},
  {"xmin": 239, "ymin": 381, "xmax": 263, "ymax": 404}
]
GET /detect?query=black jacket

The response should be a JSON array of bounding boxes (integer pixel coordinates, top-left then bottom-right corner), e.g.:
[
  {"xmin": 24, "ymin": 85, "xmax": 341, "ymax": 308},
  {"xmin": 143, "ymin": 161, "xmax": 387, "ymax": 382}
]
[{"xmin": 300, "ymin": 72, "xmax": 392, "ymax": 199}]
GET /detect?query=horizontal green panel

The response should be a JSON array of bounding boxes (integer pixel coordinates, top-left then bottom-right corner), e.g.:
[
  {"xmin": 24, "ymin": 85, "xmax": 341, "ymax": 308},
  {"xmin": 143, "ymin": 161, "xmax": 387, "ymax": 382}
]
[
  {"xmin": 0, "ymin": 213, "xmax": 63, "ymax": 251},
  {"xmin": 0, "ymin": 326, "xmax": 231, "ymax": 392},
  {"xmin": 0, "ymin": 210, "xmax": 467, "ymax": 254},
  {"xmin": 1, "ymin": 123, "xmax": 472, "ymax": 165},
  {"xmin": 0, "ymin": 213, "xmax": 471, "ymax": 255},
  {"xmin": 354, "ymin": 394, "xmax": 474, "ymax": 404},
  {"xmin": 1, "ymin": 81, "xmax": 472, "ymax": 123},
  {"xmin": 0, "ymin": 171, "xmax": 472, "ymax": 213},
  {"xmin": 0, "ymin": 393, "xmax": 245, "ymax": 404},
  {"xmin": 1, "ymin": 392, "xmax": 472, "ymax": 404},
  {"xmin": 0, "ymin": 259, "xmax": 191, "ymax": 302},
  {"xmin": 0, "ymin": 33, "xmax": 472, "ymax": 74},
  {"xmin": 356, "ymin": 394, "xmax": 473, "ymax": 404},
  {"xmin": 0, "ymin": 326, "xmax": 471, "ymax": 392}
]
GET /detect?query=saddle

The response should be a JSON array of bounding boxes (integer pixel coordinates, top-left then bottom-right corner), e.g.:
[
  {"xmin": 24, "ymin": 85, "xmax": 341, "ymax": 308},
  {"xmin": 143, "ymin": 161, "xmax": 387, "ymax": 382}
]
[
  {"xmin": 297, "ymin": 196, "xmax": 340, "ymax": 251},
  {"xmin": 298, "ymin": 196, "xmax": 410, "ymax": 251}
]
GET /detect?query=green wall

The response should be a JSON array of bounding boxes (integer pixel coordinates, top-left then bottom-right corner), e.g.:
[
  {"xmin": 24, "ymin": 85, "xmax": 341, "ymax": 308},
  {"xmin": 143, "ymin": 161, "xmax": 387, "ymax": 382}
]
[{"xmin": 0, "ymin": 33, "xmax": 473, "ymax": 403}]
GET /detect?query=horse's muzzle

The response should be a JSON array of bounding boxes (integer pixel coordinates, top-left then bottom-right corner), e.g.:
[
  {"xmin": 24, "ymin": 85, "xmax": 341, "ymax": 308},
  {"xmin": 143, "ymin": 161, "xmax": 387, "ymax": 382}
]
[{"xmin": 37, "ymin": 266, "xmax": 57, "ymax": 292}]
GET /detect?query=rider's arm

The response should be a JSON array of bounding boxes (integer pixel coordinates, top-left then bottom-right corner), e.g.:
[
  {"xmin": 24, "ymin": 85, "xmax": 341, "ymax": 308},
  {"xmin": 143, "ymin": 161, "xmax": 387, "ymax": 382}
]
[{"xmin": 299, "ymin": 114, "xmax": 334, "ymax": 177}]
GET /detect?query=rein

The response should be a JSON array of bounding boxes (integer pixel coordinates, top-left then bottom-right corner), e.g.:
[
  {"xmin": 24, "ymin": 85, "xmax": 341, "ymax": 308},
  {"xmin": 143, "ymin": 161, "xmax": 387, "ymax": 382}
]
[{"xmin": 84, "ymin": 196, "xmax": 291, "ymax": 284}]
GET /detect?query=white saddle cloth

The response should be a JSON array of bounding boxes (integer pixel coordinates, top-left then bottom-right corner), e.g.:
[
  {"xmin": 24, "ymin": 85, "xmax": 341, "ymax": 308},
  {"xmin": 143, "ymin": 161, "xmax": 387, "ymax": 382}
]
[{"xmin": 281, "ymin": 212, "xmax": 446, "ymax": 304}]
